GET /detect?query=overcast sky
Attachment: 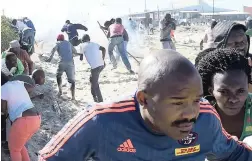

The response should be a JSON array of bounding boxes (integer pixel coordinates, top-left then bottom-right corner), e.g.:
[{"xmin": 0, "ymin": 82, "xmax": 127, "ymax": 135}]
[{"xmin": 1, "ymin": 0, "xmax": 251, "ymax": 41}]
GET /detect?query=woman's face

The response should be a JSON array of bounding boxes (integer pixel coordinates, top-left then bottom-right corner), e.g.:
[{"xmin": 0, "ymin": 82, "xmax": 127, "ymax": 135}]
[{"xmin": 210, "ymin": 70, "xmax": 248, "ymax": 116}]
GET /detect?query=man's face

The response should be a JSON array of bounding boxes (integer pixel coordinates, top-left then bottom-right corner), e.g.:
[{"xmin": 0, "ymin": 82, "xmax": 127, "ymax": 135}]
[
  {"xmin": 37, "ymin": 76, "xmax": 45, "ymax": 85},
  {"xmin": 226, "ymin": 29, "xmax": 248, "ymax": 56},
  {"xmin": 211, "ymin": 70, "xmax": 248, "ymax": 116},
  {"xmin": 6, "ymin": 55, "xmax": 17, "ymax": 69},
  {"xmin": 139, "ymin": 73, "xmax": 203, "ymax": 140}
]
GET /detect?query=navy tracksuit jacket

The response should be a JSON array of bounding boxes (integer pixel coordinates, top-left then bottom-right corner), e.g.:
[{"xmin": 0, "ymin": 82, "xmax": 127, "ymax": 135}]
[{"xmin": 38, "ymin": 95, "xmax": 252, "ymax": 161}]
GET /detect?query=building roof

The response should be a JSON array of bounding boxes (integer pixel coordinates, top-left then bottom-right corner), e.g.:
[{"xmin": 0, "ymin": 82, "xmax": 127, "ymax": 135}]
[{"xmin": 200, "ymin": 11, "xmax": 250, "ymax": 16}]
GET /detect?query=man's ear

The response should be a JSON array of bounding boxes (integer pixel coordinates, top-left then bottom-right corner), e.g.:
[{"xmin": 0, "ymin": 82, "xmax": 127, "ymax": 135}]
[{"xmin": 136, "ymin": 91, "xmax": 147, "ymax": 107}]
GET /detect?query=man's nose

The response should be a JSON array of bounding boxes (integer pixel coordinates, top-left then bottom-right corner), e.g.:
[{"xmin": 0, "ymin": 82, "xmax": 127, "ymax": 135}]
[{"xmin": 181, "ymin": 104, "xmax": 198, "ymax": 119}]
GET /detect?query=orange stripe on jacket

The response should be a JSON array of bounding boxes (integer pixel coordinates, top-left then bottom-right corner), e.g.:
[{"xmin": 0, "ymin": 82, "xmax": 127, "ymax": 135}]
[
  {"xmin": 39, "ymin": 99, "xmax": 136, "ymax": 159},
  {"xmin": 200, "ymin": 109, "xmax": 252, "ymax": 151},
  {"xmin": 39, "ymin": 99, "xmax": 135, "ymax": 154}
]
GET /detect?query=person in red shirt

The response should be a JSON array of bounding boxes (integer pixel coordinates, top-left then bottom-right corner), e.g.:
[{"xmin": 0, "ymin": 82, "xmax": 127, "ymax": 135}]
[{"xmin": 8, "ymin": 40, "xmax": 34, "ymax": 75}]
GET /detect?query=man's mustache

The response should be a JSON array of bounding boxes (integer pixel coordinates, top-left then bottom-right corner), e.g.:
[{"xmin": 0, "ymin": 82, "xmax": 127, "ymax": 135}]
[{"xmin": 172, "ymin": 118, "xmax": 197, "ymax": 126}]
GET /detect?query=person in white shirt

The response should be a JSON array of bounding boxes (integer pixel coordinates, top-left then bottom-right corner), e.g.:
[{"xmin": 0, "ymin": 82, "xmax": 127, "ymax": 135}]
[
  {"xmin": 1, "ymin": 79, "xmax": 41, "ymax": 161},
  {"xmin": 79, "ymin": 34, "xmax": 106, "ymax": 102},
  {"xmin": 11, "ymin": 19, "xmax": 28, "ymax": 32},
  {"xmin": 138, "ymin": 21, "xmax": 145, "ymax": 34}
]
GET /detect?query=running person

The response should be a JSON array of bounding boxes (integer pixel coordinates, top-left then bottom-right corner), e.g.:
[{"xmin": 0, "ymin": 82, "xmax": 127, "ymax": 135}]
[
  {"xmin": 61, "ymin": 20, "xmax": 88, "ymax": 46},
  {"xmin": 38, "ymin": 50, "xmax": 252, "ymax": 161},
  {"xmin": 79, "ymin": 34, "xmax": 106, "ymax": 103},
  {"xmin": 107, "ymin": 18, "xmax": 134, "ymax": 74},
  {"xmin": 195, "ymin": 48, "xmax": 252, "ymax": 147},
  {"xmin": 46, "ymin": 34, "xmax": 76, "ymax": 100}
]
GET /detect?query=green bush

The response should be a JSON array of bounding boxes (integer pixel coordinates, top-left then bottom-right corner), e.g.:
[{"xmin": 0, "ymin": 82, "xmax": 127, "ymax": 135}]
[{"xmin": 1, "ymin": 16, "xmax": 20, "ymax": 52}]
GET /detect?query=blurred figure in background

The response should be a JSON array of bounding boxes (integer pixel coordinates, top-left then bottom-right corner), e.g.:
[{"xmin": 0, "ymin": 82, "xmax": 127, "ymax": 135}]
[
  {"xmin": 200, "ymin": 20, "xmax": 218, "ymax": 50},
  {"xmin": 159, "ymin": 13, "xmax": 176, "ymax": 50}
]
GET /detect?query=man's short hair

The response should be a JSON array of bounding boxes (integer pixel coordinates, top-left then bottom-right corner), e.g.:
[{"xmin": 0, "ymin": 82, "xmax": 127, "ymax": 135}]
[
  {"xmin": 12, "ymin": 19, "xmax": 17, "ymax": 25},
  {"xmin": 115, "ymin": 18, "xmax": 122, "ymax": 24},
  {"xmin": 65, "ymin": 20, "xmax": 70, "ymax": 24},
  {"xmin": 5, "ymin": 52, "xmax": 16, "ymax": 60},
  {"xmin": 82, "ymin": 34, "xmax": 90, "ymax": 42}
]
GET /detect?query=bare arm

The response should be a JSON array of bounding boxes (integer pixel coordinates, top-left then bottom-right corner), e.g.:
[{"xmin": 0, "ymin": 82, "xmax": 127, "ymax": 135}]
[
  {"xmin": 47, "ymin": 44, "xmax": 58, "ymax": 62},
  {"xmin": 107, "ymin": 28, "xmax": 111, "ymax": 38},
  {"xmin": 99, "ymin": 46, "xmax": 106, "ymax": 60},
  {"xmin": 23, "ymin": 50, "xmax": 34, "ymax": 75}
]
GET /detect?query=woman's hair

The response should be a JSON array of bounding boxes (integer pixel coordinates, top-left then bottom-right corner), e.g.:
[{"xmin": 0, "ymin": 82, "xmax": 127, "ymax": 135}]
[
  {"xmin": 195, "ymin": 48, "xmax": 251, "ymax": 96},
  {"xmin": 194, "ymin": 48, "xmax": 216, "ymax": 67}
]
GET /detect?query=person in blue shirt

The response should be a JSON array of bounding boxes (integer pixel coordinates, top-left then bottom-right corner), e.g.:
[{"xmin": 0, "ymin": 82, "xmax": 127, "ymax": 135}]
[
  {"xmin": 23, "ymin": 17, "xmax": 36, "ymax": 35},
  {"xmin": 46, "ymin": 34, "xmax": 77, "ymax": 100},
  {"xmin": 61, "ymin": 20, "xmax": 88, "ymax": 46},
  {"xmin": 38, "ymin": 49, "xmax": 252, "ymax": 161}
]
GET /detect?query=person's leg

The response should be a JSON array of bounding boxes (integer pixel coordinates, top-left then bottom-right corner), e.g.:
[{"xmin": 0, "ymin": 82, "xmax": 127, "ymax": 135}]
[
  {"xmin": 161, "ymin": 41, "xmax": 170, "ymax": 49},
  {"xmin": 8, "ymin": 116, "xmax": 41, "ymax": 161},
  {"xmin": 56, "ymin": 63, "xmax": 64, "ymax": 96},
  {"xmin": 65, "ymin": 62, "xmax": 76, "ymax": 100},
  {"xmin": 124, "ymin": 41, "xmax": 129, "ymax": 59},
  {"xmin": 90, "ymin": 68, "xmax": 98, "ymax": 102},
  {"xmin": 95, "ymin": 66, "xmax": 104, "ymax": 102},
  {"xmin": 169, "ymin": 41, "xmax": 176, "ymax": 51},
  {"xmin": 115, "ymin": 46, "xmax": 121, "ymax": 62},
  {"xmin": 90, "ymin": 66, "xmax": 104, "ymax": 102},
  {"xmin": 1, "ymin": 114, "xmax": 7, "ymax": 141},
  {"xmin": 108, "ymin": 38, "xmax": 117, "ymax": 68},
  {"xmin": 117, "ymin": 37, "xmax": 132, "ymax": 71}
]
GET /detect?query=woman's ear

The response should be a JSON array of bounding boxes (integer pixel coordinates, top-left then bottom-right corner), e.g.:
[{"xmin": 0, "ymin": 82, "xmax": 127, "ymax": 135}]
[{"xmin": 208, "ymin": 87, "xmax": 213, "ymax": 96}]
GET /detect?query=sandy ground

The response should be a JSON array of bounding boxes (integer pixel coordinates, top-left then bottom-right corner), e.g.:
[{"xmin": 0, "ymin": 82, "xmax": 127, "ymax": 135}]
[{"xmin": 2, "ymin": 24, "xmax": 251, "ymax": 161}]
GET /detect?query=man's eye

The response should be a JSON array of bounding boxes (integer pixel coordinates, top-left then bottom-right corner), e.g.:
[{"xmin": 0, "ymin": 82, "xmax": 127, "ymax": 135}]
[
  {"xmin": 238, "ymin": 89, "xmax": 245, "ymax": 94},
  {"xmin": 218, "ymin": 90, "xmax": 227, "ymax": 94}
]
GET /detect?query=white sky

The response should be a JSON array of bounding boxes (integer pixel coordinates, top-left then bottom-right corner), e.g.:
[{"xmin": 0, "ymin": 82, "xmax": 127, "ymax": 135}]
[{"xmin": 1, "ymin": 0, "xmax": 252, "ymax": 41}]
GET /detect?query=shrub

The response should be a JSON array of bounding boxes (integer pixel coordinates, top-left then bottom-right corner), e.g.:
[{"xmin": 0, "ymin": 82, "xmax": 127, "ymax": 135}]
[{"xmin": 1, "ymin": 16, "xmax": 19, "ymax": 52}]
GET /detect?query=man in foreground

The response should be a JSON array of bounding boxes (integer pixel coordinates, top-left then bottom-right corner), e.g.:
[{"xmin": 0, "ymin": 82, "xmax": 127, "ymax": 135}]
[
  {"xmin": 38, "ymin": 50, "xmax": 252, "ymax": 161},
  {"xmin": 159, "ymin": 13, "xmax": 176, "ymax": 50},
  {"xmin": 46, "ymin": 34, "xmax": 76, "ymax": 100},
  {"xmin": 79, "ymin": 34, "xmax": 106, "ymax": 102}
]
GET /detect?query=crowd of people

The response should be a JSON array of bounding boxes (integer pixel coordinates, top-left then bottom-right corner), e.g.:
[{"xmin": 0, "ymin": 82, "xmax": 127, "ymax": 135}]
[{"xmin": 1, "ymin": 13, "xmax": 252, "ymax": 161}]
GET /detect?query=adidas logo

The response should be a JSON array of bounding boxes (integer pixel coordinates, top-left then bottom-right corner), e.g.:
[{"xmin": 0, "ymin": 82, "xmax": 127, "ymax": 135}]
[{"xmin": 117, "ymin": 139, "xmax": 136, "ymax": 153}]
